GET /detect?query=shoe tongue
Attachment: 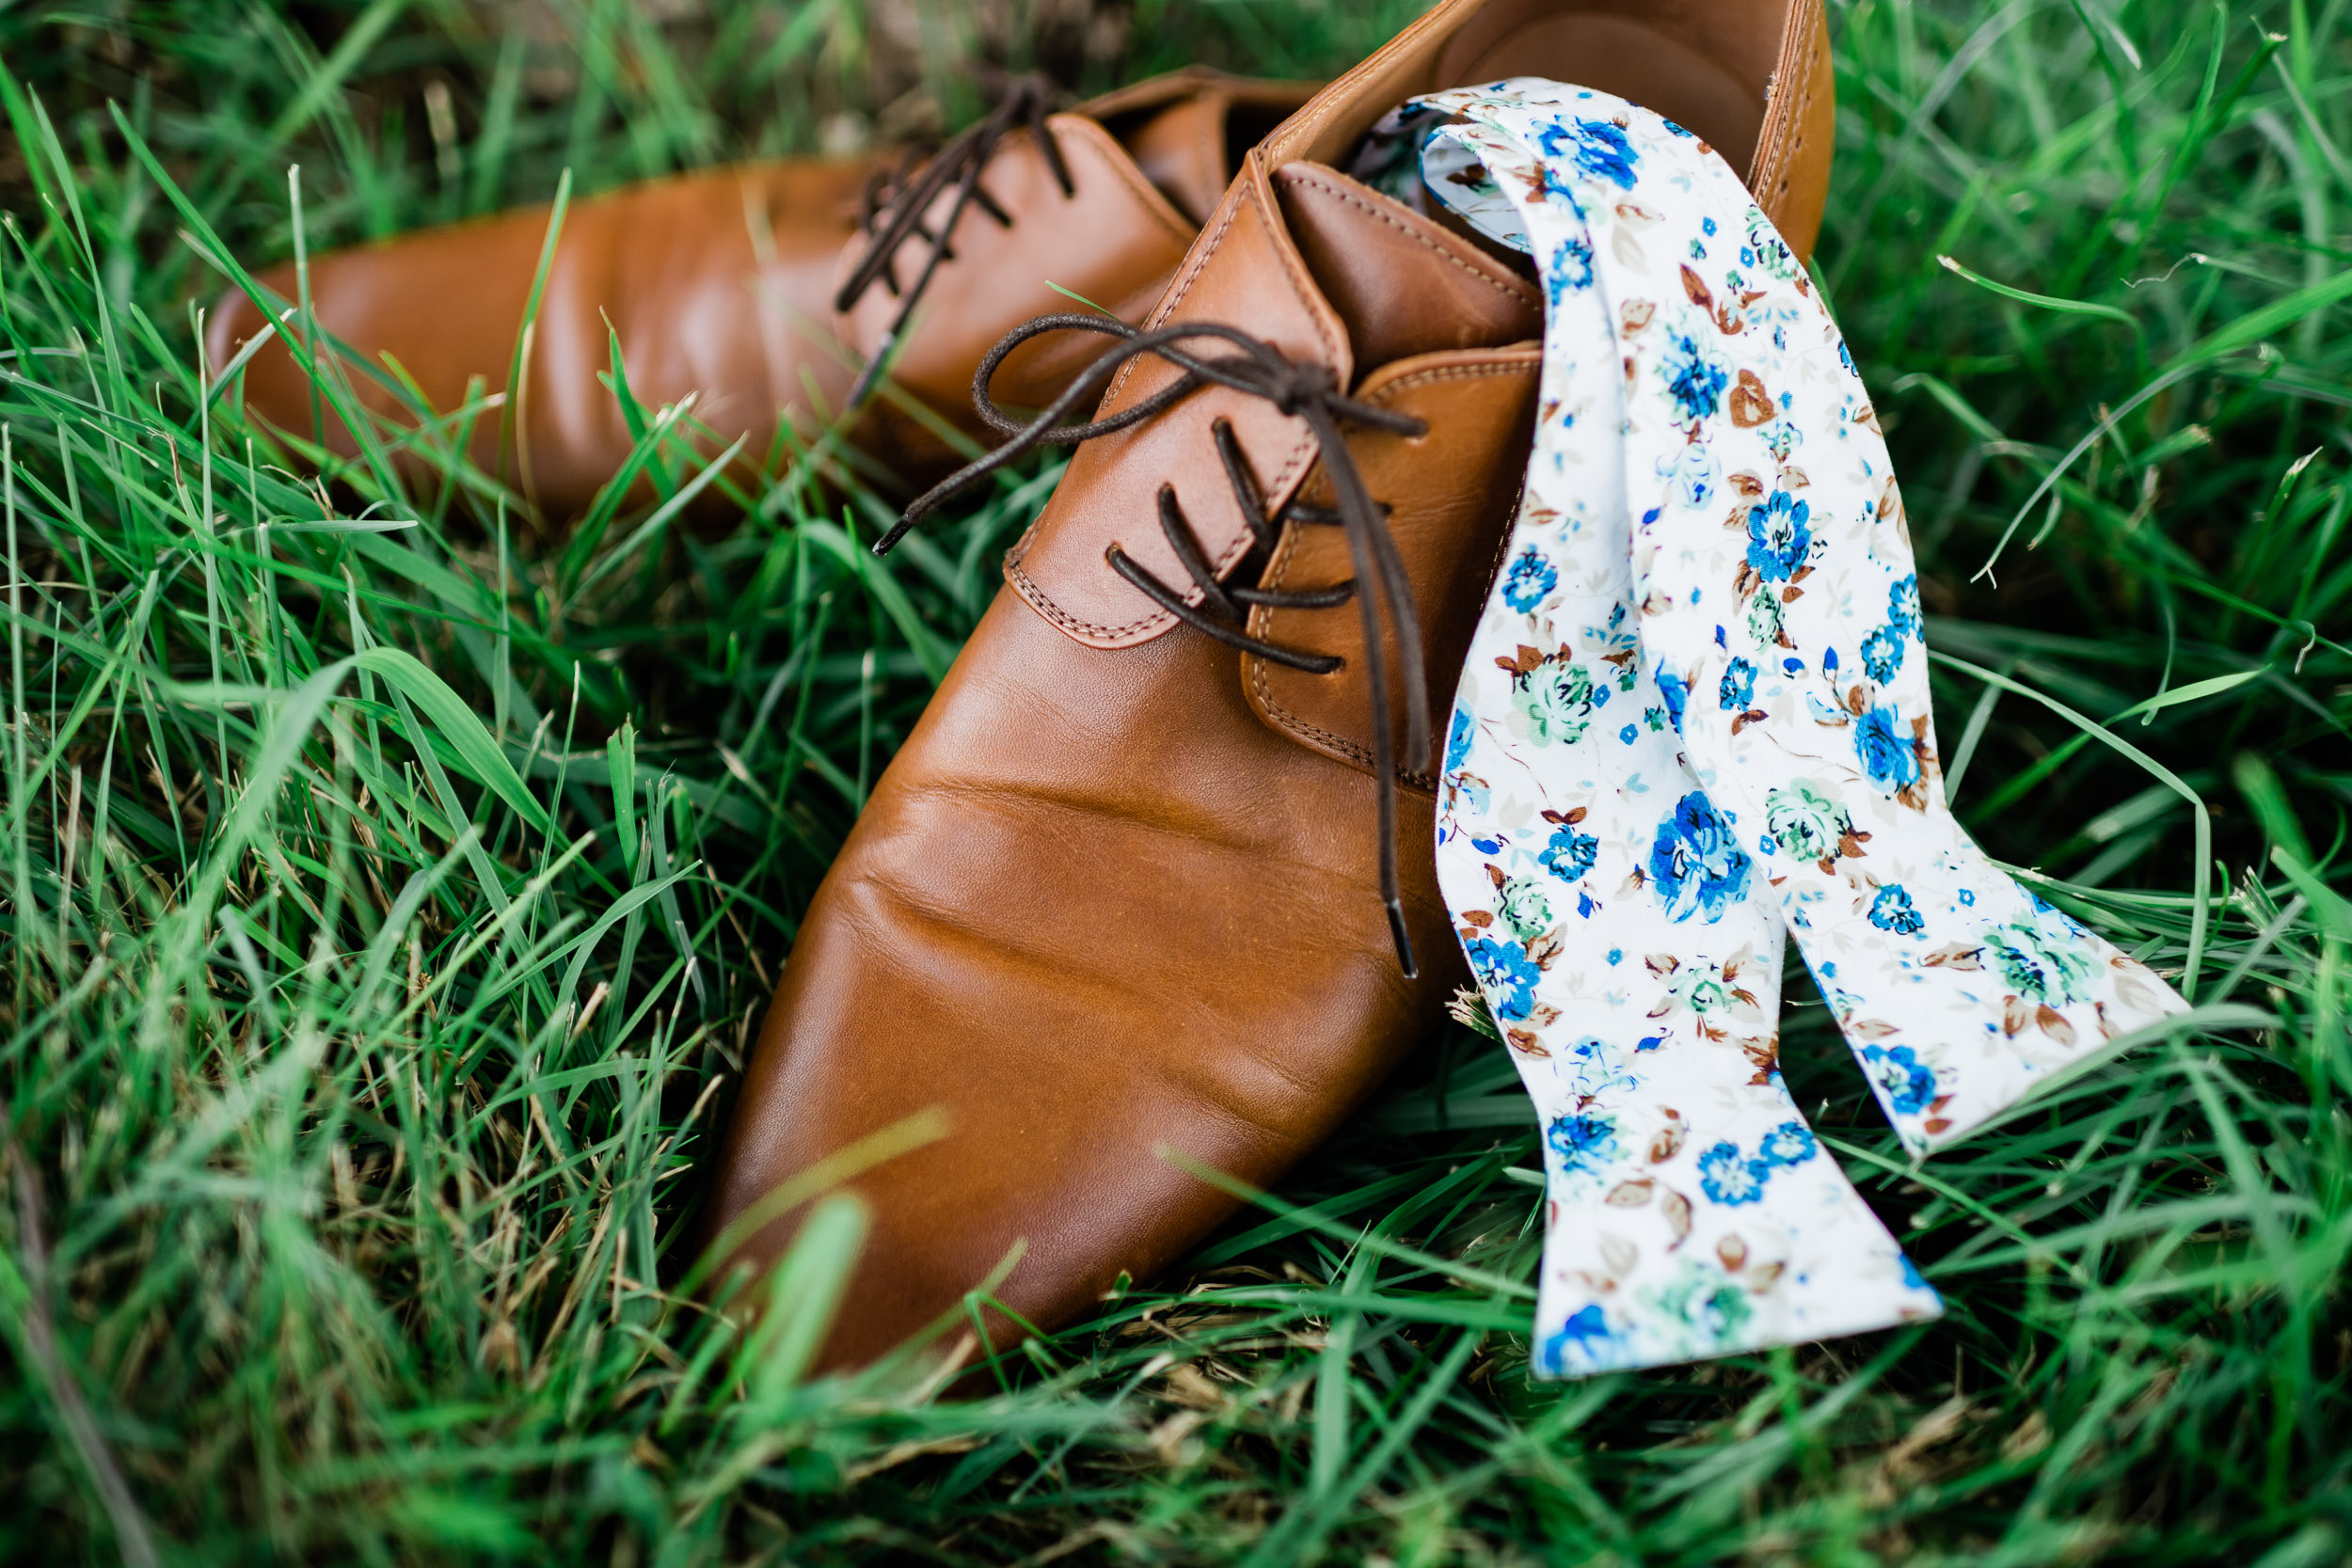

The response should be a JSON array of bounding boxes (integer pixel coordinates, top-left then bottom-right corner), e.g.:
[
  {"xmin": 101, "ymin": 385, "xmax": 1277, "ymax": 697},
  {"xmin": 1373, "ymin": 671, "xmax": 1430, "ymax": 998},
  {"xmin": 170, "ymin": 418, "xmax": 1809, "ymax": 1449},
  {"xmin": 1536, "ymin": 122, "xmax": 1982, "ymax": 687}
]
[
  {"xmin": 1122, "ymin": 93, "xmax": 1232, "ymax": 226},
  {"xmin": 1271, "ymin": 162, "xmax": 1542, "ymax": 374}
]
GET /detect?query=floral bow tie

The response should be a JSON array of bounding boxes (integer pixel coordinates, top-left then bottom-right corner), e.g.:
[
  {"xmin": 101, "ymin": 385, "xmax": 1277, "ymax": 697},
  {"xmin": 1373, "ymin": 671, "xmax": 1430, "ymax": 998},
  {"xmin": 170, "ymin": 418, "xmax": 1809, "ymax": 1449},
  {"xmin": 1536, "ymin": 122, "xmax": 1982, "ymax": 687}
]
[{"xmin": 1375, "ymin": 83, "xmax": 2189, "ymax": 1377}]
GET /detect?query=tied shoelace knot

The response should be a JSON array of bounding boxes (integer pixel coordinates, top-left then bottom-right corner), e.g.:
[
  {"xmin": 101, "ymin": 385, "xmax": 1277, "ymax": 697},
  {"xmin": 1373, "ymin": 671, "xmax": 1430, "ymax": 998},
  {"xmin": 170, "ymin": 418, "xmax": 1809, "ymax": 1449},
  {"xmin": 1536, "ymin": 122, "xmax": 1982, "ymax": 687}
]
[
  {"xmin": 874, "ymin": 312, "xmax": 1437, "ymax": 977},
  {"xmin": 835, "ymin": 76, "xmax": 1075, "ymax": 410}
]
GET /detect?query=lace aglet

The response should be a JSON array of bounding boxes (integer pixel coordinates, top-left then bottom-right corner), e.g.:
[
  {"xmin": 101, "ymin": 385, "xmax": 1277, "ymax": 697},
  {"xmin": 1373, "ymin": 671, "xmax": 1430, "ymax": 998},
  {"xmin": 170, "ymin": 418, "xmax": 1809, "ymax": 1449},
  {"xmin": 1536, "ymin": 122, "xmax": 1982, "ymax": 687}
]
[
  {"xmin": 844, "ymin": 341, "xmax": 894, "ymax": 413},
  {"xmin": 1386, "ymin": 899, "xmax": 1419, "ymax": 980}
]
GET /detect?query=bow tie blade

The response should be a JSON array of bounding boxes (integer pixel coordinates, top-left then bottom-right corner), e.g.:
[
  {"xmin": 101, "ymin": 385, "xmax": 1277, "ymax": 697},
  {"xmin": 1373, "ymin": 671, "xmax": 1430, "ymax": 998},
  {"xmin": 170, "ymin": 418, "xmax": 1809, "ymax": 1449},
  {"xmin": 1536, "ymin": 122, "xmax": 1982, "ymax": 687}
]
[{"xmin": 1425, "ymin": 79, "xmax": 2176, "ymax": 1375}]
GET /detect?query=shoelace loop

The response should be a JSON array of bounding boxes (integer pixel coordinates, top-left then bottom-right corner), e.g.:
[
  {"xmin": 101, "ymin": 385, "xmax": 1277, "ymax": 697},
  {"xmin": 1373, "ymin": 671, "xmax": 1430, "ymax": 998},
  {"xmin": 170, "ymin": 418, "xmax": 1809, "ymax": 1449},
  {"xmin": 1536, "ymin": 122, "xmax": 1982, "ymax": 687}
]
[
  {"xmin": 835, "ymin": 75, "xmax": 1075, "ymax": 410},
  {"xmin": 876, "ymin": 312, "xmax": 1437, "ymax": 976}
]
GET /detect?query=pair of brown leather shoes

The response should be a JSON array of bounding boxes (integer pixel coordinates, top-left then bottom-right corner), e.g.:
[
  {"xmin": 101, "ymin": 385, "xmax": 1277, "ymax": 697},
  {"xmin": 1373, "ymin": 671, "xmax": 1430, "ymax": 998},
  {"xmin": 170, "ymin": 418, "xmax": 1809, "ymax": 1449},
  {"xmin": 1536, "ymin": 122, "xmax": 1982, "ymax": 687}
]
[
  {"xmin": 214, "ymin": 0, "xmax": 1835, "ymax": 1377},
  {"xmin": 210, "ymin": 69, "xmax": 1319, "ymax": 515}
]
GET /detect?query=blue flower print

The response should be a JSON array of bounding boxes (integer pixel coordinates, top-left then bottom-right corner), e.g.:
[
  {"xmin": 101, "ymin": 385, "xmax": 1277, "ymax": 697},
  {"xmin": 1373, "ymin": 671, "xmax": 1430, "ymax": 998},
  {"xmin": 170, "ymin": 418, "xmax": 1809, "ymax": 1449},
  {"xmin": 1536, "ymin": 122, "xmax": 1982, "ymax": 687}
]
[
  {"xmin": 1547, "ymin": 1113, "xmax": 1620, "ymax": 1177},
  {"xmin": 1867, "ymin": 883, "xmax": 1925, "ymax": 936},
  {"xmin": 1696, "ymin": 1141, "xmax": 1766, "ymax": 1205},
  {"xmin": 1756, "ymin": 1121, "xmax": 1818, "ymax": 1168},
  {"xmin": 1860, "ymin": 623, "xmax": 1906, "ymax": 683},
  {"xmin": 1661, "ymin": 440, "xmax": 1718, "ymax": 509},
  {"xmin": 1445, "ymin": 705, "xmax": 1475, "ymax": 773},
  {"xmin": 1719, "ymin": 657, "xmax": 1756, "ymax": 710},
  {"xmin": 1888, "ymin": 574, "xmax": 1921, "ymax": 632},
  {"xmin": 1854, "ymin": 704, "xmax": 1922, "ymax": 795},
  {"xmin": 1539, "ymin": 824, "xmax": 1599, "ymax": 882},
  {"xmin": 1648, "ymin": 792, "xmax": 1752, "ymax": 923},
  {"xmin": 1467, "ymin": 935, "xmax": 1541, "ymax": 1021},
  {"xmin": 1744, "ymin": 490, "xmax": 1812, "ymax": 581},
  {"xmin": 1501, "ymin": 546, "xmax": 1557, "ymax": 612},
  {"xmin": 1656, "ymin": 667, "xmax": 1690, "ymax": 735},
  {"xmin": 1661, "ymin": 331, "xmax": 1729, "ymax": 423},
  {"xmin": 1535, "ymin": 116, "xmax": 1638, "ymax": 188},
  {"xmin": 1861, "ymin": 1042, "xmax": 1937, "ymax": 1116},
  {"xmin": 1542, "ymin": 1303, "xmax": 1616, "ymax": 1369},
  {"xmin": 1547, "ymin": 234, "xmax": 1595, "ymax": 297}
]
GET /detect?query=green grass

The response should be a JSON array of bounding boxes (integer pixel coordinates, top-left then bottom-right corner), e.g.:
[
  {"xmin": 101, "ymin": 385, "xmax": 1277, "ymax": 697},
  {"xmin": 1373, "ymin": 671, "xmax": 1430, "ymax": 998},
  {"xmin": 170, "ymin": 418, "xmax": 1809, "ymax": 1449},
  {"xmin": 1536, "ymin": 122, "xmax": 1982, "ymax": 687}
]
[{"xmin": 0, "ymin": 0, "xmax": 2347, "ymax": 1560}]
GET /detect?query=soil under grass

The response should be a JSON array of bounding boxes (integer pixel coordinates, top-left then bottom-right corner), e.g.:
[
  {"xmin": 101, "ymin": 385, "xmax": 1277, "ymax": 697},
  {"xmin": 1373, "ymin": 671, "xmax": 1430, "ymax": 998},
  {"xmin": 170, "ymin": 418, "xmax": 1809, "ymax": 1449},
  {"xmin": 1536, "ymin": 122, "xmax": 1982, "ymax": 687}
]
[{"xmin": 0, "ymin": 0, "xmax": 2347, "ymax": 1562}]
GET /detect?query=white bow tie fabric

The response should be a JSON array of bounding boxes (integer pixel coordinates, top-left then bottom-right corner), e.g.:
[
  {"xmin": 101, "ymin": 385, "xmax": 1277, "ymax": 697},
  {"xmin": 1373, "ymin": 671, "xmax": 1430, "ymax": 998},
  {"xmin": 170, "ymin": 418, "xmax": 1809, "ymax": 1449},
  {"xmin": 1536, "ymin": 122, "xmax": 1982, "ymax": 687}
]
[{"xmin": 1382, "ymin": 82, "xmax": 2189, "ymax": 1378}]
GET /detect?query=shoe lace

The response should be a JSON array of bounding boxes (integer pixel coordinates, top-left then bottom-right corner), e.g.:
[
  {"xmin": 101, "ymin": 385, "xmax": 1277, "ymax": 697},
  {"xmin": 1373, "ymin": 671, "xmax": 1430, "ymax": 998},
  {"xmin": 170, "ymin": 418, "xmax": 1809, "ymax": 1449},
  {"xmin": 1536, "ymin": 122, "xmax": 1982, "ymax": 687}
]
[
  {"xmin": 834, "ymin": 75, "xmax": 1075, "ymax": 411},
  {"xmin": 874, "ymin": 311, "xmax": 1435, "ymax": 977}
]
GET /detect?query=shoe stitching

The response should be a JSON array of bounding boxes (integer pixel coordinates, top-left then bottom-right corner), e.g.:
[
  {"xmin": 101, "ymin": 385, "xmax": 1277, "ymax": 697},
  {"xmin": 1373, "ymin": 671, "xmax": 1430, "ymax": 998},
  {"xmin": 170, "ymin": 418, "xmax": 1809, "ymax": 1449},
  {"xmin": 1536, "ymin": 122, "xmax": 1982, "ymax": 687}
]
[
  {"xmin": 1245, "ymin": 353, "xmax": 1539, "ymax": 792},
  {"xmin": 1762, "ymin": 0, "xmax": 1825, "ymax": 219}
]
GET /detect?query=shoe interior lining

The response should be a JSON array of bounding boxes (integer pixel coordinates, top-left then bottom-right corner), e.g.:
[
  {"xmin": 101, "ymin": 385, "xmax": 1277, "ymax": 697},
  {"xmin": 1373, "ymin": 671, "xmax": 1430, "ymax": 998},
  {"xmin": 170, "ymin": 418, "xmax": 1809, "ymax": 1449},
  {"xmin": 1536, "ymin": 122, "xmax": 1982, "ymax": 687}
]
[
  {"xmin": 1267, "ymin": 0, "xmax": 1789, "ymax": 190},
  {"xmin": 1438, "ymin": 12, "xmax": 1767, "ymax": 173}
]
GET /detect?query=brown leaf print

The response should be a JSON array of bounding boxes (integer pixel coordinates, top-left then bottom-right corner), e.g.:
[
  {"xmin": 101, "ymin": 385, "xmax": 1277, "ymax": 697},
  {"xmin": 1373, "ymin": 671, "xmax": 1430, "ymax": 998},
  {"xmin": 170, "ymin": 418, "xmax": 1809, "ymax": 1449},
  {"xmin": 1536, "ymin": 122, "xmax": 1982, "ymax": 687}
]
[
  {"xmin": 1648, "ymin": 1116, "xmax": 1686, "ymax": 1164},
  {"xmin": 1620, "ymin": 298, "xmax": 1657, "ymax": 334},
  {"xmin": 1729, "ymin": 368, "xmax": 1775, "ymax": 427},
  {"xmin": 1660, "ymin": 1189, "xmax": 1692, "ymax": 1248},
  {"xmin": 1460, "ymin": 910, "xmax": 1493, "ymax": 928},
  {"xmin": 1717, "ymin": 1234, "xmax": 1749, "ymax": 1272},
  {"xmin": 1680, "ymin": 264, "xmax": 1715, "ymax": 310},
  {"xmin": 2037, "ymin": 1006, "xmax": 2076, "ymax": 1047},
  {"xmin": 2003, "ymin": 995, "xmax": 2033, "ymax": 1037},
  {"xmin": 1606, "ymin": 1179, "xmax": 1656, "ymax": 1208},
  {"xmin": 1505, "ymin": 1028, "xmax": 1549, "ymax": 1057}
]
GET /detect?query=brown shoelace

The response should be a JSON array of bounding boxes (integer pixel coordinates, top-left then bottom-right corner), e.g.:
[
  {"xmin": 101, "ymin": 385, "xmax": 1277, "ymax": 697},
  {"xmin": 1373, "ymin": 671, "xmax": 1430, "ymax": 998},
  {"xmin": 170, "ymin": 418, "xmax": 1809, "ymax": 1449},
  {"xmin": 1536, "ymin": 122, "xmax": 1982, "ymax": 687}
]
[
  {"xmin": 834, "ymin": 77, "xmax": 1074, "ymax": 410},
  {"xmin": 876, "ymin": 312, "xmax": 1434, "ymax": 976}
]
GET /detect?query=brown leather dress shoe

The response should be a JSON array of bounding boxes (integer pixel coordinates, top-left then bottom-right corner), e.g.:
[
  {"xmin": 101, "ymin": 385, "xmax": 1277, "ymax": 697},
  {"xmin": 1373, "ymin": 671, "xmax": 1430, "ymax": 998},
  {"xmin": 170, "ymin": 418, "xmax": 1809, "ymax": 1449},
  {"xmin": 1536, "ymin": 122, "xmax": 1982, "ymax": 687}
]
[
  {"xmin": 203, "ymin": 70, "xmax": 1315, "ymax": 519},
  {"xmin": 708, "ymin": 0, "xmax": 1836, "ymax": 1373}
]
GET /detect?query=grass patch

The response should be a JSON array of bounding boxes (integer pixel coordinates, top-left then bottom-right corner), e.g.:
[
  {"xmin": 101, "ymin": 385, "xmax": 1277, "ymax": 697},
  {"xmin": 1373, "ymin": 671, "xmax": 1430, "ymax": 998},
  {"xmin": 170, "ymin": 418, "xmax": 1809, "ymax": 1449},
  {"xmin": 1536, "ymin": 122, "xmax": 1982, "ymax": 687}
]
[{"xmin": 1, "ymin": 0, "xmax": 2348, "ymax": 1560}]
